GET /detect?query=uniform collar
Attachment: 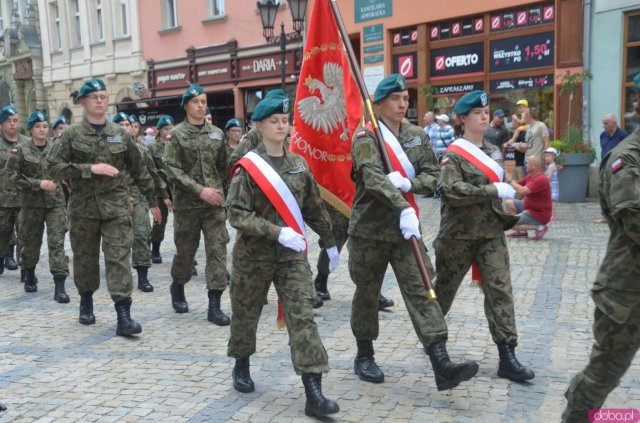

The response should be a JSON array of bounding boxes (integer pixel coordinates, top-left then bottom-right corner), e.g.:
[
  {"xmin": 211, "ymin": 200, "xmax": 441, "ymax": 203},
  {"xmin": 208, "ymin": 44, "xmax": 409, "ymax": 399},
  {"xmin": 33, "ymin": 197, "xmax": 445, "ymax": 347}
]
[{"xmin": 254, "ymin": 142, "xmax": 298, "ymax": 173}]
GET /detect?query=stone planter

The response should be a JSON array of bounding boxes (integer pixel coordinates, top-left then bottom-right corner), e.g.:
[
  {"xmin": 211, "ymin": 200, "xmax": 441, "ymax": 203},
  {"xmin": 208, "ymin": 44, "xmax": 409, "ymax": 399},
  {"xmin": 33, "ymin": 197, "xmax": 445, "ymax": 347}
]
[{"xmin": 557, "ymin": 153, "xmax": 592, "ymax": 203}]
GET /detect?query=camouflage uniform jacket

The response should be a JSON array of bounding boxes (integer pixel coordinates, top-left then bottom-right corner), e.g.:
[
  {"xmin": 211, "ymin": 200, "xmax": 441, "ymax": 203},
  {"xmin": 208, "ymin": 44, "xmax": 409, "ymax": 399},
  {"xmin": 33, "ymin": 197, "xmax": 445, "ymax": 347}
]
[
  {"xmin": 149, "ymin": 139, "xmax": 169, "ymax": 185},
  {"xmin": 229, "ymin": 128, "xmax": 262, "ymax": 167},
  {"xmin": 0, "ymin": 132, "xmax": 30, "ymax": 208},
  {"xmin": 163, "ymin": 121, "xmax": 229, "ymax": 211},
  {"xmin": 437, "ymin": 139, "xmax": 518, "ymax": 239},
  {"xmin": 47, "ymin": 119, "xmax": 157, "ymax": 219},
  {"xmin": 128, "ymin": 143, "xmax": 168, "ymax": 203},
  {"xmin": 348, "ymin": 121, "xmax": 439, "ymax": 242},
  {"xmin": 226, "ymin": 143, "xmax": 336, "ymax": 263},
  {"xmin": 14, "ymin": 139, "xmax": 66, "ymax": 208},
  {"xmin": 592, "ymin": 128, "xmax": 640, "ymax": 323}
]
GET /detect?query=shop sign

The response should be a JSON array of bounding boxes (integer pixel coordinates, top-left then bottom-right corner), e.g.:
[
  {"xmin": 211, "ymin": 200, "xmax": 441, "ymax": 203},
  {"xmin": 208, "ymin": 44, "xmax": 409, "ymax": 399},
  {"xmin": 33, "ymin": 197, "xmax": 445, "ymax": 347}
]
[
  {"xmin": 430, "ymin": 42, "xmax": 484, "ymax": 79},
  {"xmin": 363, "ymin": 44, "xmax": 384, "ymax": 54},
  {"xmin": 196, "ymin": 61, "xmax": 231, "ymax": 85},
  {"xmin": 363, "ymin": 24, "xmax": 383, "ymax": 43},
  {"xmin": 355, "ymin": 0, "xmax": 392, "ymax": 23},
  {"xmin": 237, "ymin": 51, "xmax": 296, "ymax": 80},
  {"xmin": 490, "ymin": 74, "xmax": 553, "ymax": 91},
  {"xmin": 430, "ymin": 15, "xmax": 484, "ymax": 41},
  {"xmin": 434, "ymin": 82, "xmax": 484, "ymax": 96},
  {"xmin": 490, "ymin": 2, "xmax": 554, "ymax": 32},
  {"xmin": 126, "ymin": 105, "xmax": 185, "ymax": 128},
  {"xmin": 392, "ymin": 53, "xmax": 417, "ymax": 81},
  {"xmin": 363, "ymin": 54, "xmax": 384, "ymax": 64},
  {"xmin": 154, "ymin": 66, "xmax": 189, "ymax": 90},
  {"xmin": 392, "ymin": 26, "xmax": 417, "ymax": 46},
  {"xmin": 490, "ymin": 32, "xmax": 554, "ymax": 73}
]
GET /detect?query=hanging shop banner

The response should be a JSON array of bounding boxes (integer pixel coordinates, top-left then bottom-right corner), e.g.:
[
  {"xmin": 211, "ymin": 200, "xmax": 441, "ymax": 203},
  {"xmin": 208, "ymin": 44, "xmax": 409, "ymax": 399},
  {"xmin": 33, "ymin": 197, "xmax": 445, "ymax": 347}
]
[
  {"xmin": 237, "ymin": 51, "xmax": 297, "ymax": 80},
  {"xmin": 196, "ymin": 61, "xmax": 232, "ymax": 85},
  {"xmin": 490, "ymin": 32, "xmax": 554, "ymax": 73},
  {"xmin": 392, "ymin": 52, "xmax": 417, "ymax": 81},
  {"xmin": 153, "ymin": 66, "xmax": 190, "ymax": 90},
  {"xmin": 363, "ymin": 24, "xmax": 384, "ymax": 43},
  {"xmin": 435, "ymin": 82, "xmax": 484, "ymax": 96},
  {"xmin": 355, "ymin": 0, "xmax": 392, "ymax": 23},
  {"xmin": 430, "ymin": 42, "xmax": 484, "ymax": 79},
  {"xmin": 490, "ymin": 74, "xmax": 553, "ymax": 92}
]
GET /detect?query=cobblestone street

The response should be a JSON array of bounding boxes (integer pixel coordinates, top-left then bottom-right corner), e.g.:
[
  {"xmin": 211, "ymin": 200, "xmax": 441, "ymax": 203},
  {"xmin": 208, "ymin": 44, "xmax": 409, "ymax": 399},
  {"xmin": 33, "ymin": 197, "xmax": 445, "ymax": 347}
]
[{"xmin": 0, "ymin": 198, "xmax": 638, "ymax": 422}]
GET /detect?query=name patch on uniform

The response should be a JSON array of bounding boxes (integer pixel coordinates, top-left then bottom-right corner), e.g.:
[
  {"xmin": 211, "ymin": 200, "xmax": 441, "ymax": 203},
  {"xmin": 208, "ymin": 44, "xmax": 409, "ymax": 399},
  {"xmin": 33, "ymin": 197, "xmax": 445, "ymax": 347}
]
[
  {"xmin": 288, "ymin": 164, "xmax": 305, "ymax": 174},
  {"xmin": 106, "ymin": 135, "xmax": 122, "ymax": 143},
  {"xmin": 402, "ymin": 137, "xmax": 422, "ymax": 148},
  {"xmin": 208, "ymin": 132, "xmax": 222, "ymax": 140},
  {"xmin": 611, "ymin": 158, "xmax": 624, "ymax": 173}
]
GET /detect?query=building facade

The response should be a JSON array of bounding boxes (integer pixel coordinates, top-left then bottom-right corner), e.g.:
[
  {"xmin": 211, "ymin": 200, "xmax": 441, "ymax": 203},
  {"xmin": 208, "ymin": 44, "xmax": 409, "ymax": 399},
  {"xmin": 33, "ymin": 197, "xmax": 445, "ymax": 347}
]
[
  {"xmin": 36, "ymin": 0, "xmax": 147, "ymax": 123},
  {"xmin": 0, "ymin": 1, "xmax": 46, "ymax": 124}
]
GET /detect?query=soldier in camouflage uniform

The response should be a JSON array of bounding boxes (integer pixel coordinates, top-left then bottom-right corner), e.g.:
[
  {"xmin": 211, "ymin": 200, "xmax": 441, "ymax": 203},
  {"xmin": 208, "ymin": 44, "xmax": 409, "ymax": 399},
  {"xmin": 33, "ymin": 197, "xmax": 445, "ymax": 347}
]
[
  {"xmin": 51, "ymin": 116, "xmax": 69, "ymax": 140},
  {"xmin": 0, "ymin": 105, "xmax": 30, "ymax": 276},
  {"xmin": 149, "ymin": 115, "xmax": 174, "ymax": 264},
  {"xmin": 349, "ymin": 74, "xmax": 478, "ymax": 391},
  {"xmin": 48, "ymin": 79, "xmax": 161, "ymax": 337},
  {"xmin": 164, "ymin": 85, "xmax": 231, "ymax": 326},
  {"xmin": 224, "ymin": 118, "xmax": 243, "ymax": 159},
  {"xmin": 127, "ymin": 114, "xmax": 143, "ymax": 143},
  {"xmin": 226, "ymin": 93, "xmax": 340, "ymax": 417},
  {"xmin": 13, "ymin": 112, "xmax": 69, "ymax": 301},
  {"xmin": 562, "ymin": 74, "xmax": 640, "ymax": 422},
  {"xmin": 435, "ymin": 90, "xmax": 534, "ymax": 382}
]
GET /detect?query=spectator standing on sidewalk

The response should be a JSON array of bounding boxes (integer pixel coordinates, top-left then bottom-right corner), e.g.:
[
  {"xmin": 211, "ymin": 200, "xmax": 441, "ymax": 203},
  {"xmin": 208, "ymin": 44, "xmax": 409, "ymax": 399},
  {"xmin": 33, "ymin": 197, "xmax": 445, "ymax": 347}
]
[
  {"xmin": 600, "ymin": 113, "xmax": 629, "ymax": 158},
  {"xmin": 484, "ymin": 109, "xmax": 509, "ymax": 149},
  {"xmin": 430, "ymin": 114, "xmax": 455, "ymax": 161}
]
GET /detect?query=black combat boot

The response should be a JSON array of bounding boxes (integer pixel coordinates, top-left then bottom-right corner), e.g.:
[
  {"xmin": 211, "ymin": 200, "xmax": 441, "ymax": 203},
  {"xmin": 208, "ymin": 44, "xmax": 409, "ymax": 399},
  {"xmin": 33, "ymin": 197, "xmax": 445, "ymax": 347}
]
[
  {"xmin": 20, "ymin": 268, "xmax": 25, "ymax": 282},
  {"xmin": 170, "ymin": 281, "xmax": 189, "ymax": 313},
  {"xmin": 23, "ymin": 267, "xmax": 38, "ymax": 293},
  {"xmin": 353, "ymin": 340, "xmax": 384, "ymax": 383},
  {"xmin": 497, "ymin": 342, "xmax": 535, "ymax": 382},
  {"xmin": 207, "ymin": 289, "xmax": 230, "ymax": 326},
  {"xmin": 0, "ymin": 255, "xmax": 4, "ymax": 275},
  {"xmin": 53, "ymin": 275, "xmax": 70, "ymax": 303},
  {"xmin": 313, "ymin": 294, "xmax": 324, "ymax": 309},
  {"xmin": 426, "ymin": 341, "xmax": 479, "ymax": 391},
  {"xmin": 232, "ymin": 357, "xmax": 255, "ymax": 393},
  {"xmin": 301, "ymin": 373, "xmax": 340, "ymax": 417},
  {"xmin": 79, "ymin": 291, "xmax": 96, "ymax": 325},
  {"xmin": 151, "ymin": 242, "xmax": 162, "ymax": 264},
  {"xmin": 314, "ymin": 273, "xmax": 330, "ymax": 300},
  {"xmin": 4, "ymin": 245, "xmax": 17, "ymax": 271},
  {"xmin": 114, "ymin": 298, "xmax": 142, "ymax": 336},
  {"xmin": 378, "ymin": 293, "xmax": 394, "ymax": 310},
  {"xmin": 135, "ymin": 266, "xmax": 154, "ymax": 292}
]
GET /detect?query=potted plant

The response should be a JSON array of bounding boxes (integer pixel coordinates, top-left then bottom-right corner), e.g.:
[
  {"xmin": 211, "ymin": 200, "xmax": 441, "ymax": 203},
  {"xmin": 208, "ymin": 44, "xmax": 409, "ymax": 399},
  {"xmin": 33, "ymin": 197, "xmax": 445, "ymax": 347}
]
[
  {"xmin": 550, "ymin": 125, "xmax": 596, "ymax": 202},
  {"xmin": 418, "ymin": 83, "xmax": 439, "ymax": 111}
]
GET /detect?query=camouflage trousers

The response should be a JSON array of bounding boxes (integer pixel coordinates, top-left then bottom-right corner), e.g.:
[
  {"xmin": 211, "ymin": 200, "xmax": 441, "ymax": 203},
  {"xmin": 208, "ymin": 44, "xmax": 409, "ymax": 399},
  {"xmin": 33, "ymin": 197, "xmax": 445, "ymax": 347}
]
[
  {"xmin": 434, "ymin": 236, "xmax": 518, "ymax": 344},
  {"xmin": 150, "ymin": 198, "xmax": 169, "ymax": 243},
  {"xmin": 316, "ymin": 207, "xmax": 349, "ymax": 276},
  {"xmin": 227, "ymin": 257, "xmax": 329, "ymax": 375},
  {"xmin": 19, "ymin": 206, "xmax": 69, "ymax": 276},
  {"xmin": 171, "ymin": 208, "xmax": 229, "ymax": 290},
  {"xmin": 131, "ymin": 198, "xmax": 151, "ymax": 268},
  {"xmin": 69, "ymin": 215, "xmax": 134, "ymax": 302},
  {"xmin": 348, "ymin": 236, "xmax": 448, "ymax": 346},
  {"xmin": 0, "ymin": 206, "xmax": 20, "ymax": 259},
  {"xmin": 562, "ymin": 291, "xmax": 640, "ymax": 423}
]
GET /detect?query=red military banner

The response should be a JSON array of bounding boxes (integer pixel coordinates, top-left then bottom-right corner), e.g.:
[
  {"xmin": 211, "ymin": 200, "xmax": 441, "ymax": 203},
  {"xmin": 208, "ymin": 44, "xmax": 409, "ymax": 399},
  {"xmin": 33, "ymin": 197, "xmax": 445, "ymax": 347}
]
[{"xmin": 289, "ymin": 0, "xmax": 362, "ymax": 215}]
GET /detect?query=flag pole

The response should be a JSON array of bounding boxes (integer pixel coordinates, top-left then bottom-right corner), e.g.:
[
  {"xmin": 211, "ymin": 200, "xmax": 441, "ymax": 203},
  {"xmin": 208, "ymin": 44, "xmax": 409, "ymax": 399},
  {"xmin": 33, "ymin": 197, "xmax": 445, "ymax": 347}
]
[{"xmin": 329, "ymin": 0, "xmax": 436, "ymax": 299}]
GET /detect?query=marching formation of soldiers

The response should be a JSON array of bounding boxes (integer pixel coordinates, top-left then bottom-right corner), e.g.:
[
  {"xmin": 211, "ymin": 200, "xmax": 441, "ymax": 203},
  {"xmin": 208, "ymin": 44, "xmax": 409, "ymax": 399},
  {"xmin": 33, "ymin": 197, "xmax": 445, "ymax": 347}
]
[{"xmin": 0, "ymin": 72, "xmax": 638, "ymax": 421}]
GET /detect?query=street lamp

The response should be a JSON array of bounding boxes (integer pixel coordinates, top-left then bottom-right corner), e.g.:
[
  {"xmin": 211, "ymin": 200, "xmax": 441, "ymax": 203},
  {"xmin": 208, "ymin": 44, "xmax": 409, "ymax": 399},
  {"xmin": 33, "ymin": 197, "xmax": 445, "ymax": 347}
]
[{"xmin": 257, "ymin": 0, "xmax": 307, "ymax": 92}]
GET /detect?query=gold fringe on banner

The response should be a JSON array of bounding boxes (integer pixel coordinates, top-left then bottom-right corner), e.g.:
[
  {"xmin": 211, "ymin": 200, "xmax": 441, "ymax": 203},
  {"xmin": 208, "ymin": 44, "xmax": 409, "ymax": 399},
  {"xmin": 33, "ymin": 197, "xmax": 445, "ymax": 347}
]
[{"xmin": 319, "ymin": 185, "xmax": 352, "ymax": 218}]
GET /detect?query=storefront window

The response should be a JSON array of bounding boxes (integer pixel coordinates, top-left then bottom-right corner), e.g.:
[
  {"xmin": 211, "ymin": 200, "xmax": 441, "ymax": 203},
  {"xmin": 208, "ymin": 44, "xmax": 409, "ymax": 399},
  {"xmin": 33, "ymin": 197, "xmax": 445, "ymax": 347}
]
[
  {"xmin": 623, "ymin": 10, "xmax": 640, "ymax": 131},
  {"xmin": 491, "ymin": 86, "xmax": 554, "ymax": 132}
]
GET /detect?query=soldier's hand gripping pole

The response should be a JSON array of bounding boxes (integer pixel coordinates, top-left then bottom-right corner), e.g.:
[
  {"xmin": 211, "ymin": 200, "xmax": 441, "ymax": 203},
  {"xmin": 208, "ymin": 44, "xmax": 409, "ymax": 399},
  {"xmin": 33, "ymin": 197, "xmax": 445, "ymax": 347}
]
[{"xmin": 329, "ymin": 0, "xmax": 436, "ymax": 300}]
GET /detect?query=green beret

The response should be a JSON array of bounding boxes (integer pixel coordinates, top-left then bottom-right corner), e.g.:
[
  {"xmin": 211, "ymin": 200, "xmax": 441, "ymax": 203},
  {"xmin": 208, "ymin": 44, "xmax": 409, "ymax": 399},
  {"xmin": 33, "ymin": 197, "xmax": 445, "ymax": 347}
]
[
  {"xmin": 156, "ymin": 115, "xmax": 174, "ymax": 130},
  {"xmin": 128, "ymin": 114, "xmax": 139, "ymax": 124},
  {"xmin": 52, "ymin": 116, "xmax": 68, "ymax": 128},
  {"xmin": 265, "ymin": 89, "xmax": 286, "ymax": 99},
  {"xmin": 181, "ymin": 85, "xmax": 206, "ymax": 108},
  {"xmin": 76, "ymin": 78, "xmax": 107, "ymax": 100},
  {"xmin": 634, "ymin": 73, "xmax": 640, "ymax": 90},
  {"xmin": 112, "ymin": 112, "xmax": 129, "ymax": 123},
  {"xmin": 224, "ymin": 118, "xmax": 241, "ymax": 131},
  {"xmin": 373, "ymin": 74, "xmax": 407, "ymax": 104},
  {"xmin": 454, "ymin": 90, "xmax": 489, "ymax": 116},
  {"xmin": 27, "ymin": 111, "xmax": 48, "ymax": 129},
  {"xmin": 205, "ymin": 106, "xmax": 211, "ymax": 115},
  {"xmin": 252, "ymin": 94, "xmax": 290, "ymax": 122},
  {"xmin": 0, "ymin": 105, "xmax": 18, "ymax": 123}
]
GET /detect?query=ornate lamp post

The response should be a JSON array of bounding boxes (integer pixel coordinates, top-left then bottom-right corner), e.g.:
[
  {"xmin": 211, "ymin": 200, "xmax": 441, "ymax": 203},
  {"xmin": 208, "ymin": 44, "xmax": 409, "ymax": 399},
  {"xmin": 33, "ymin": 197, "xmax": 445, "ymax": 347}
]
[{"xmin": 257, "ymin": 0, "xmax": 308, "ymax": 92}]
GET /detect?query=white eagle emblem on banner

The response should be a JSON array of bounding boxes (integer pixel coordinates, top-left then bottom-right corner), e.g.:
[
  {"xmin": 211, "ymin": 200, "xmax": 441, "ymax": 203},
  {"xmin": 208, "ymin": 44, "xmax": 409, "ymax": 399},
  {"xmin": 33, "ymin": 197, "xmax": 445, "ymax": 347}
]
[{"xmin": 297, "ymin": 62, "xmax": 349, "ymax": 141}]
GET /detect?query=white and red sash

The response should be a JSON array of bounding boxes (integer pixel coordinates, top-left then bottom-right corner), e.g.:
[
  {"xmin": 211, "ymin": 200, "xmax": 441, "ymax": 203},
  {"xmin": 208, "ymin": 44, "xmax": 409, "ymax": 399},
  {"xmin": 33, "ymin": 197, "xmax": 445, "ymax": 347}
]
[
  {"xmin": 446, "ymin": 138, "xmax": 504, "ymax": 183},
  {"xmin": 233, "ymin": 151, "xmax": 307, "ymax": 248},
  {"xmin": 366, "ymin": 122, "xmax": 419, "ymax": 213}
]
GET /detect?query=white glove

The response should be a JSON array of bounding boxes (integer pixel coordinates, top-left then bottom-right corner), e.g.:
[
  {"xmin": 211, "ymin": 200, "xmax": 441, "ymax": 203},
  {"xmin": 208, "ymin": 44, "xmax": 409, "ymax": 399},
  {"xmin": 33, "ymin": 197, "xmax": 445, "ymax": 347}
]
[
  {"xmin": 399, "ymin": 208, "xmax": 421, "ymax": 240},
  {"xmin": 327, "ymin": 246, "xmax": 340, "ymax": 273},
  {"xmin": 493, "ymin": 182, "xmax": 516, "ymax": 199},
  {"xmin": 386, "ymin": 171, "xmax": 412, "ymax": 193},
  {"xmin": 277, "ymin": 227, "xmax": 306, "ymax": 252}
]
